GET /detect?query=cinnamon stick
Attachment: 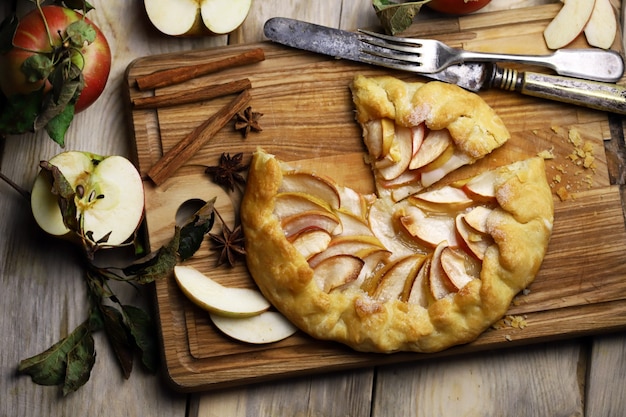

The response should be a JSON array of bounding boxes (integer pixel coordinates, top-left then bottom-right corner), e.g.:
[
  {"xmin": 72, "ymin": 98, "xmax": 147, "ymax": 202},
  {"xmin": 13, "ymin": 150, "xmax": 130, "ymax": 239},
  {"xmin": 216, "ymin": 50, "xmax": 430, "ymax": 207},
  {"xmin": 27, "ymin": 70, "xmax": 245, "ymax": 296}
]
[
  {"xmin": 132, "ymin": 78, "xmax": 252, "ymax": 109},
  {"xmin": 135, "ymin": 48, "xmax": 265, "ymax": 90},
  {"xmin": 147, "ymin": 89, "xmax": 251, "ymax": 186}
]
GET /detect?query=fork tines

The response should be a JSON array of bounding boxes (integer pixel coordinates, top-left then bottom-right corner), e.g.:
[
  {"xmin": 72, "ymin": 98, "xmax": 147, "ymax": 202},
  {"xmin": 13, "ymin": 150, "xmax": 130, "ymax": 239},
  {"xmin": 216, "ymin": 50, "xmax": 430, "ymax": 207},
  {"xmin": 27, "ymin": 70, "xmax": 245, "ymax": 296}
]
[{"xmin": 358, "ymin": 29, "xmax": 426, "ymax": 70}]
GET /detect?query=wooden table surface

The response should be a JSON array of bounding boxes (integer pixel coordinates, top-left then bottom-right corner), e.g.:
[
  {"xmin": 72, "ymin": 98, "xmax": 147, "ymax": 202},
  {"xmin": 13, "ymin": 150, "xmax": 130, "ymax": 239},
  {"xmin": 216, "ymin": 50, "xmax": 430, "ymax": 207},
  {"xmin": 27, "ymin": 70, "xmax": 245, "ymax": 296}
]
[{"xmin": 2, "ymin": 1, "xmax": 626, "ymax": 416}]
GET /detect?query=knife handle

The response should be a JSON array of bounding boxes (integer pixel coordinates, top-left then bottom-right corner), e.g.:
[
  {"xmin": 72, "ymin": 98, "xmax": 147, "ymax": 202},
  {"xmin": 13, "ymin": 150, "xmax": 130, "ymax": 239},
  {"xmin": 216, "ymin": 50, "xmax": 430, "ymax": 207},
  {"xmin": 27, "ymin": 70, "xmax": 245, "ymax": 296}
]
[{"xmin": 490, "ymin": 67, "xmax": 626, "ymax": 115}]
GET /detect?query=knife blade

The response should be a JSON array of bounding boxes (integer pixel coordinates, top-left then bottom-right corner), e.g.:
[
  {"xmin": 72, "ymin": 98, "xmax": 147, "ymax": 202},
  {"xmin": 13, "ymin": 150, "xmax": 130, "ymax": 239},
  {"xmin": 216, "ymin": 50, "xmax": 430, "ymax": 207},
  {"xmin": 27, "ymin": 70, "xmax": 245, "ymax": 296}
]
[{"xmin": 263, "ymin": 17, "xmax": 626, "ymax": 115}]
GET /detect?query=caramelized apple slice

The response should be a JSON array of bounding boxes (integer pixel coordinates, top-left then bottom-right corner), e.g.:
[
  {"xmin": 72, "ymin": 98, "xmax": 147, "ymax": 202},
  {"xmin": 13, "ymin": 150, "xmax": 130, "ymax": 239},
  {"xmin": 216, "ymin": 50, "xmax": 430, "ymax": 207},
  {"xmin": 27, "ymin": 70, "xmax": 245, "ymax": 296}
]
[
  {"xmin": 406, "ymin": 256, "xmax": 431, "ymax": 307},
  {"xmin": 428, "ymin": 242, "xmax": 454, "ymax": 300},
  {"xmin": 280, "ymin": 172, "xmax": 341, "ymax": 209},
  {"xmin": 376, "ymin": 125, "xmax": 413, "ymax": 180},
  {"xmin": 273, "ymin": 192, "xmax": 334, "ymax": 219},
  {"xmin": 291, "ymin": 229, "xmax": 332, "ymax": 259},
  {"xmin": 409, "ymin": 129, "xmax": 452, "ymax": 170},
  {"xmin": 371, "ymin": 254, "xmax": 426, "ymax": 302},
  {"xmin": 455, "ymin": 213, "xmax": 492, "ymax": 261},
  {"xmin": 398, "ymin": 205, "xmax": 458, "ymax": 248},
  {"xmin": 463, "ymin": 206, "xmax": 493, "ymax": 234},
  {"xmin": 440, "ymin": 246, "xmax": 480, "ymax": 290},
  {"xmin": 282, "ymin": 210, "xmax": 341, "ymax": 239},
  {"xmin": 463, "ymin": 169, "xmax": 497, "ymax": 202},
  {"xmin": 313, "ymin": 254, "xmax": 364, "ymax": 293}
]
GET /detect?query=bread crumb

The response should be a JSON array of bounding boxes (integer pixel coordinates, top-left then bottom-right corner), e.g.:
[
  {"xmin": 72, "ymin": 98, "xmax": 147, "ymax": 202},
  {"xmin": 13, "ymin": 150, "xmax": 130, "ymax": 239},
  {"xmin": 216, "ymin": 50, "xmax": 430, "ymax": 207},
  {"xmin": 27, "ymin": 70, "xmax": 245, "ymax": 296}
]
[
  {"xmin": 538, "ymin": 148, "xmax": 555, "ymax": 159},
  {"xmin": 556, "ymin": 186, "xmax": 570, "ymax": 201}
]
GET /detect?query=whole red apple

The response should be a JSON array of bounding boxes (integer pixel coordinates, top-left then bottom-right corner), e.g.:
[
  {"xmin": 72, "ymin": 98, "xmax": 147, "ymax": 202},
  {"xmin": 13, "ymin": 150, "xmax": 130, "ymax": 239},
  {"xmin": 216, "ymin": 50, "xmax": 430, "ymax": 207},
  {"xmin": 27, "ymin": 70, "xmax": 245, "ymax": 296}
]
[
  {"xmin": 0, "ymin": 5, "xmax": 111, "ymax": 113},
  {"xmin": 427, "ymin": 0, "xmax": 491, "ymax": 14}
]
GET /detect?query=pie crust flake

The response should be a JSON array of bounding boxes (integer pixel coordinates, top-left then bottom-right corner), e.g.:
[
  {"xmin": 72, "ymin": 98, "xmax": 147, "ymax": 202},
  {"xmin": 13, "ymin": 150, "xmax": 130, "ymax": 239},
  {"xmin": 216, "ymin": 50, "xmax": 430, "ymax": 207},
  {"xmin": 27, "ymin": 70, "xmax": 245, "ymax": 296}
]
[{"xmin": 240, "ymin": 75, "xmax": 554, "ymax": 353}]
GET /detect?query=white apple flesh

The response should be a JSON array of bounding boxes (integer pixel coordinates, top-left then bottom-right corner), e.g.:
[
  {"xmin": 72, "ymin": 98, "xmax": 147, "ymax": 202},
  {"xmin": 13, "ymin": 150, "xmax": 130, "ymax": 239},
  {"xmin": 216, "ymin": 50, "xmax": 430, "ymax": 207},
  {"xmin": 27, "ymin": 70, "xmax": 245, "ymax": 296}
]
[
  {"xmin": 31, "ymin": 151, "xmax": 144, "ymax": 246},
  {"xmin": 174, "ymin": 265, "xmax": 271, "ymax": 317},
  {"xmin": 144, "ymin": 0, "xmax": 252, "ymax": 36},
  {"xmin": 543, "ymin": 0, "xmax": 594, "ymax": 49},
  {"xmin": 209, "ymin": 311, "xmax": 298, "ymax": 344},
  {"xmin": 584, "ymin": 0, "xmax": 617, "ymax": 49}
]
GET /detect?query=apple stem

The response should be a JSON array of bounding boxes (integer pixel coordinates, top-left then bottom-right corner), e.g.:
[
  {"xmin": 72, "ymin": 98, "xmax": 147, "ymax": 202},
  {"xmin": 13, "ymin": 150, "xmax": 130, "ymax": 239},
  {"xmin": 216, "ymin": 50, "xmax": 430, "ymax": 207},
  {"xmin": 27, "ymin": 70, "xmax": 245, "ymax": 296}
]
[
  {"xmin": 35, "ymin": 2, "xmax": 55, "ymax": 48},
  {"xmin": 0, "ymin": 170, "xmax": 30, "ymax": 200}
]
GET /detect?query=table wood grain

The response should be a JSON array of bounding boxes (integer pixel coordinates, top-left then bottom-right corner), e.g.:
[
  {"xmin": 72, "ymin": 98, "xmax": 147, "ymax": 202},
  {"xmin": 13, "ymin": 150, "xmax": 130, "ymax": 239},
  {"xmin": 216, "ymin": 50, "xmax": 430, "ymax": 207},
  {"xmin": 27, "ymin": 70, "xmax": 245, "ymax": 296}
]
[{"xmin": 2, "ymin": 1, "xmax": 626, "ymax": 416}]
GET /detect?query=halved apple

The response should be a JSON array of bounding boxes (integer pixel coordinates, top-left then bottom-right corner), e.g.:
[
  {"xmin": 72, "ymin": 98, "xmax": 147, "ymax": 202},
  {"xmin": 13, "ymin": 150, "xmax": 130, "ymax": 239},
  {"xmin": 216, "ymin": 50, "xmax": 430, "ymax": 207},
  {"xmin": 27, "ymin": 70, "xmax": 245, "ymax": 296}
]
[
  {"xmin": 209, "ymin": 311, "xmax": 298, "ymax": 344},
  {"xmin": 313, "ymin": 254, "xmax": 364, "ymax": 292},
  {"xmin": 409, "ymin": 129, "xmax": 452, "ymax": 170},
  {"xmin": 290, "ymin": 229, "xmax": 332, "ymax": 259},
  {"xmin": 543, "ymin": 0, "xmax": 594, "ymax": 49},
  {"xmin": 144, "ymin": 0, "xmax": 252, "ymax": 36},
  {"xmin": 280, "ymin": 172, "xmax": 341, "ymax": 209},
  {"xmin": 174, "ymin": 265, "xmax": 271, "ymax": 317},
  {"xmin": 31, "ymin": 151, "xmax": 144, "ymax": 246},
  {"xmin": 440, "ymin": 246, "xmax": 480, "ymax": 290}
]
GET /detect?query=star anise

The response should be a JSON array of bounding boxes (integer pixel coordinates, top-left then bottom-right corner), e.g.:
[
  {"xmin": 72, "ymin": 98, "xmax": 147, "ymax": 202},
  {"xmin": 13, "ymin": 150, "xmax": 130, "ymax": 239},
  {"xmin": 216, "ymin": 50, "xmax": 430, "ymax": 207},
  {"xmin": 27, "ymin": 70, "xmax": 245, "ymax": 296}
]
[
  {"xmin": 209, "ymin": 222, "xmax": 246, "ymax": 267},
  {"xmin": 205, "ymin": 152, "xmax": 248, "ymax": 191},
  {"xmin": 233, "ymin": 106, "xmax": 263, "ymax": 138}
]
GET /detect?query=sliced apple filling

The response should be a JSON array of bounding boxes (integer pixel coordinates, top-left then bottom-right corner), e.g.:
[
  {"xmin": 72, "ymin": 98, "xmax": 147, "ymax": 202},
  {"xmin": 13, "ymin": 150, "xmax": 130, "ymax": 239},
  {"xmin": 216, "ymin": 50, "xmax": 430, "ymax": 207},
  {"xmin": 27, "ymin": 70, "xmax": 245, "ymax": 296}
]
[{"xmin": 273, "ymin": 166, "xmax": 501, "ymax": 305}]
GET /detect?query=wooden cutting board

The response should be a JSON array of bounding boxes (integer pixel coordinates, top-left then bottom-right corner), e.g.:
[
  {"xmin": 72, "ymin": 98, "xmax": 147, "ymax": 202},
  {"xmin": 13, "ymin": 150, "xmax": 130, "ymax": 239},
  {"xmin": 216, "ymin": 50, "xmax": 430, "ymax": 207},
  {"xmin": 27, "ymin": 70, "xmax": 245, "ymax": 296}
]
[{"xmin": 124, "ymin": 4, "xmax": 626, "ymax": 392}]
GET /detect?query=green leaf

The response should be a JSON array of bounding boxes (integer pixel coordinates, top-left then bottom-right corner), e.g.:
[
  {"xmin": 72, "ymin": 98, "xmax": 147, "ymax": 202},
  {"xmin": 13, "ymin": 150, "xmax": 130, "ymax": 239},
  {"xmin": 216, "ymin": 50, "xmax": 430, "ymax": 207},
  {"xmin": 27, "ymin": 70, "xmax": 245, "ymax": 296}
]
[
  {"xmin": 122, "ymin": 305, "xmax": 159, "ymax": 373},
  {"xmin": 44, "ymin": 103, "xmax": 75, "ymax": 147},
  {"xmin": 65, "ymin": 20, "xmax": 96, "ymax": 47},
  {"xmin": 372, "ymin": 0, "xmax": 430, "ymax": 35},
  {"xmin": 17, "ymin": 319, "xmax": 92, "ymax": 387},
  {"xmin": 179, "ymin": 198, "xmax": 216, "ymax": 261},
  {"xmin": 100, "ymin": 305, "xmax": 134, "ymax": 379},
  {"xmin": 0, "ymin": 13, "xmax": 18, "ymax": 54},
  {"xmin": 62, "ymin": 331, "xmax": 96, "ymax": 396},
  {"xmin": 21, "ymin": 54, "xmax": 55, "ymax": 84},
  {"xmin": 123, "ymin": 227, "xmax": 180, "ymax": 284}
]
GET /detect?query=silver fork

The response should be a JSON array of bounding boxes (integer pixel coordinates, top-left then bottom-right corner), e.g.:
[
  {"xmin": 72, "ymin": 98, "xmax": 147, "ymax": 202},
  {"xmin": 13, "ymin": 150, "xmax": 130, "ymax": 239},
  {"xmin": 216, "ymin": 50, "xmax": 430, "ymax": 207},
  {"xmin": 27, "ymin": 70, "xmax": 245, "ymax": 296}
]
[{"xmin": 358, "ymin": 30, "xmax": 624, "ymax": 83}]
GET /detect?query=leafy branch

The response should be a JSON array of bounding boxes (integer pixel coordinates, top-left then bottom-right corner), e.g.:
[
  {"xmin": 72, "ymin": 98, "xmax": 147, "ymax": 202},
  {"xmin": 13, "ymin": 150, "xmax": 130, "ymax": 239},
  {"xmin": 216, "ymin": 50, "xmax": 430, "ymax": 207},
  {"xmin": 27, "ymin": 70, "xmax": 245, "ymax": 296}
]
[{"xmin": 6, "ymin": 164, "xmax": 217, "ymax": 395}]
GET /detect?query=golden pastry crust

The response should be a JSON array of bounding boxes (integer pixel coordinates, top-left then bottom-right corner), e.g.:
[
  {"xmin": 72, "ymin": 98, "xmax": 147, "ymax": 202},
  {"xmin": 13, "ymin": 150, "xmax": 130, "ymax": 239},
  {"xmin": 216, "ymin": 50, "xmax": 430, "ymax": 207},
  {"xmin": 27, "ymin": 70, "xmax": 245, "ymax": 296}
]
[
  {"xmin": 350, "ymin": 75, "xmax": 510, "ymax": 158},
  {"xmin": 240, "ymin": 76, "xmax": 552, "ymax": 353},
  {"xmin": 241, "ymin": 150, "xmax": 553, "ymax": 353}
]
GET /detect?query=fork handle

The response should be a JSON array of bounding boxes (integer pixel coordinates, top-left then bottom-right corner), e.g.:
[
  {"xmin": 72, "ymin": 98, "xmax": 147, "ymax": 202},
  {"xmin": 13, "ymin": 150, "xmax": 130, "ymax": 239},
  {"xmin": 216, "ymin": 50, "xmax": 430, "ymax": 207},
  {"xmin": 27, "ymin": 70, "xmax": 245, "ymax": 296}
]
[
  {"xmin": 460, "ymin": 49, "xmax": 624, "ymax": 83},
  {"xmin": 490, "ymin": 67, "xmax": 626, "ymax": 115}
]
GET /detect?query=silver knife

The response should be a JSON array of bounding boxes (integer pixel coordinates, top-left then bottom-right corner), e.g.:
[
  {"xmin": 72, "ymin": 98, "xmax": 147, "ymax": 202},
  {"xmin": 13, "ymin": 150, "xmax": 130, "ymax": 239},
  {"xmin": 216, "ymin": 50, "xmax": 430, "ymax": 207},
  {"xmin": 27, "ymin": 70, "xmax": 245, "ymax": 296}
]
[{"xmin": 264, "ymin": 17, "xmax": 626, "ymax": 115}]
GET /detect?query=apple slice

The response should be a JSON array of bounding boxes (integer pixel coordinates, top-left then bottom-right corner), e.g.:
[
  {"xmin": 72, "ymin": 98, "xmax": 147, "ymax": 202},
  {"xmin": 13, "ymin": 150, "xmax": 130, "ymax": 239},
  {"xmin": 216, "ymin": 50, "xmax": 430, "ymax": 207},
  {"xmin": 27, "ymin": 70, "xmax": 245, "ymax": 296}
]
[
  {"xmin": 428, "ymin": 242, "xmax": 454, "ymax": 300},
  {"xmin": 368, "ymin": 199, "xmax": 414, "ymax": 260},
  {"xmin": 337, "ymin": 186, "xmax": 370, "ymax": 219},
  {"xmin": 281, "ymin": 210, "xmax": 341, "ymax": 239},
  {"xmin": 144, "ymin": 0, "xmax": 252, "ymax": 36},
  {"xmin": 280, "ymin": 172, "xmax": 341, "ymax": 209},
  {"xmin": 411, "ymin": 123, "xmax": 426, "ymax": 156},
  {"xmin": 307, "ymin": 235, "xmax": 387, "ymax": 268},
  {"xmin": 543, "ymin": 0, "xmax": 594, "ymax": 49},
  {"xmin": 174, "ymin": 265, "xmax": 270, "ymax": 317},
  {"xmin": 584, "ymin": 0, "xmax": 617, "ymax": 49},
  {"xmin": 398, "ymin": 205, "xmax": 458, "ymax": 248},
  {"xmin": 462, "ymin": 169, "xmax": 497, "ymax": 202},
  {"xmin": 362, "ymin": 119, "xmax": 383, "ymax": 159},
  {"xmin": 412, "ymin": 185, "xmax": 473, "ymax": 209},
  {"xmin": 335, "ymin": 210, "xmax": 374, "ymax": 237},
  {"xmin": 209, "ymin": 311, "xmax": 297, "ymax": 344},
  {"xmin": 371, "ymin": 254, "xmax": 426, "ymax": 302},
  {"xmin": 406, "ymin": 257, "xmax": 431, "ymax": 307},
  {"xmin": 456, "ymin": 213, "xmax": 493, "ymax": 260},
  {"xmin": 440, "ymin": 246, "xmax": 480, "ymax": 290},
  {"xmin": 273, "ymin": 192, "xmax": 334, "ymax": 219},
  {"xmin": 313, "ymin": 254, "xmax": 364, "ymax": 293},
  {"xmin": 420, "ymin": 151, "xmax": 473, "ymax": 188},
  {"xmin": 290, "ymin": 229, "xmax": 332, "ymax": 259},
  {"xmin": 31, "ymin": 151, "xmax": 144, "ymax": 246},
  {"xmin": 380, "ymin": 118, "xmax": 396, "ymax": 160},
  {"xmin": 409, "ymin": 129, "xmax": 452, "ymax": 170},
  {"xmin": 375, "ymin": 125, "xmax": 413, "ymax": 180},
  {"xmin": 464, "ymin": 206, "xmax": 493, "ymax": 234}
]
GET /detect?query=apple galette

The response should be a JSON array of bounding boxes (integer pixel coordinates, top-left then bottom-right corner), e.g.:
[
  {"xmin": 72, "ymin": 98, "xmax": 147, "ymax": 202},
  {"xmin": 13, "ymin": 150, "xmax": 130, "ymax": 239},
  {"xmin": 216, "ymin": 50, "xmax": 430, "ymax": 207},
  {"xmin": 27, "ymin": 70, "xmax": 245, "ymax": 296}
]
[{"xmin": 240, "ymin": 75, "xmax": 554, "ymax": 353}]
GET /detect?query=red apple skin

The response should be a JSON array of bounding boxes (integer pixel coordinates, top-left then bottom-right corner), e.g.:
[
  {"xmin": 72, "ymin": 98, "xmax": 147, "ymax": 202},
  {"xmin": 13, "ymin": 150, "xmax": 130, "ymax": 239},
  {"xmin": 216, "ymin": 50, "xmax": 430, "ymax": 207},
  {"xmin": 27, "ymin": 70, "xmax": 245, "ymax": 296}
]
[
  {"xmin": 427, "ymin": 0, "xmax": 491, "ymax": 14},
  {"xmin": 0, "ymin": 6, "xmax": 111, "ymax": 113}
]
